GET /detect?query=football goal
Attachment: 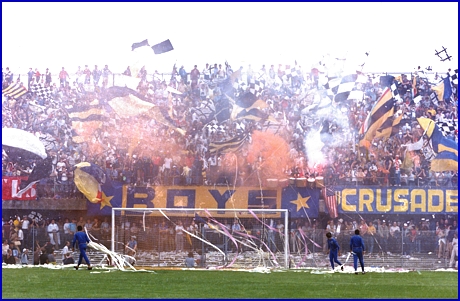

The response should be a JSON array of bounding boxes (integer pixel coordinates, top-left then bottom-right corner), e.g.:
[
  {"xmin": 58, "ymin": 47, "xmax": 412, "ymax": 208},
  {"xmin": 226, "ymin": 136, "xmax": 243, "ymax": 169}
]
[{"xmin": 111, "ymin": 208, "xmax": 290, "ymax": 269}]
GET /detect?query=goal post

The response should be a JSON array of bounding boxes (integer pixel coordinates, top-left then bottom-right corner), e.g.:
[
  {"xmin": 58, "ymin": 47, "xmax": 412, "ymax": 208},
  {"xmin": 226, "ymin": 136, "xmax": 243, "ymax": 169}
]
[{"xmin": 111, "ymin": 208, "xmax": 290, "ymax": 269}]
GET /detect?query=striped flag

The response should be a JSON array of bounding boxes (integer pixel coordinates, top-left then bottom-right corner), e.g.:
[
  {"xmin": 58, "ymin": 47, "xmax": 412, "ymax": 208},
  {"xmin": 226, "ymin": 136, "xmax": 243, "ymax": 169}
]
[
  {"xmin": 322, "ymin": 187, "xmax": 338, "ymax": 219},
  {"xmin": 359, "ymin": 86, "xmax": 397, "ymax": 148},
  {"xmin": 2, "ymin": 83, "xmax": 28, "ymax": 99},
  {"xmin": 374, "ymin": 113, "xmax": 403, "ymax": 139},
  {"xmin": 67, "ymin": 103, "xmax": 111, "ymax": 143},
  {"xmin": 208, "ymin": 134, "xmax": 248, "ymax": 154}
]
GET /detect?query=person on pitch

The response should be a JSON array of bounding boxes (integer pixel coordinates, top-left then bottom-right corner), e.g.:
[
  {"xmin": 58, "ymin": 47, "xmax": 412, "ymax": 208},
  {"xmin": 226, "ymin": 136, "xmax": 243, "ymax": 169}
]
[
  {"xmin": 72, "ymin": 225, "xmax": 92, "ymax": 270},
  {"xmin": 326, "ymin": 232, "xmax": 344, "ymax": 271},
  {"xmin": 350, "ymin": 229, "xmax": 365, "ymax": 274}
]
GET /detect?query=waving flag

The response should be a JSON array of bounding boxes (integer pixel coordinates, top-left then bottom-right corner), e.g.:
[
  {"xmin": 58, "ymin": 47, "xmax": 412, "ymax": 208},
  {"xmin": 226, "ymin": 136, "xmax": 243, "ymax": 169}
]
[
  {"xmin": 359, "ymin": 87, "xmax": 396, "ymax": 148},
  {"xmin": 208, "ymin": 134, "xmax": 249, "ymax": 154},
  {"xmin": 106, "ymin": 86, "xmax": 185, "ymax": 135},
  {"xmin": 436, "ymin": 120, "xmax": 457, "ymax": 138},
  {"xmin": 67, "ymin": 102, "xmax": 111, "ymax": 143},
  {"xmin": 230, "ymin": 92, "xmax": 276, "ymax": 122},
  {"xmin": 2, "ymin": 83, "xmax": 28, "ymax": 99},
  {"xmin": 30, "ymin": 83, "xmax": 52, "ymax": 100},
  {"xmin": 2, "ymin": 128, "xmax": 52, "ymax": 195},
  {"xmin": 417, "ymin": 118, "xmax": 458, "ymax": 171},
  {"xmin": 375, "ymin": 113, "xmax": 403, "ymax": 139},
  {"xmin": 131, "ymin": 39, "xmax": 149, "ymax": 51},
  {"xmin": 152, "ymin": 39, "xmax": 174, "ymax": 54},
  {"xmin": 431, "ymin": 72, "xmax": 456, "ymax": 104},
  {"xmin": 74, "ymin": 162, "xmax": 122, "ymax": 215},
  {"xmin": 322, "ymin": 187, "xmax": 338, "ymax": 219},
  {"xmin": 324, "ymin": 73, "xmax": 367, "ymax": 102}
]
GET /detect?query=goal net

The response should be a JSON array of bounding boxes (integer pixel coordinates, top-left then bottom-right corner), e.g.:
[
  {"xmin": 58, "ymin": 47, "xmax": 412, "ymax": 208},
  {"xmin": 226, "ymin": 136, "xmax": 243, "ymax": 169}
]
[{"xmin": 111, "ymin": 208, "xmax": 289, "ymax": 269}]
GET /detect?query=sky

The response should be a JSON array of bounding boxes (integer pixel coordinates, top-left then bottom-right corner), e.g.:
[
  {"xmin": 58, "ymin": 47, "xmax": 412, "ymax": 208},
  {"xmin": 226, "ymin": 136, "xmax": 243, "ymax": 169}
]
[{"xmin": 2, "ymin": 2, "xmax": 458, "ymax": 76}]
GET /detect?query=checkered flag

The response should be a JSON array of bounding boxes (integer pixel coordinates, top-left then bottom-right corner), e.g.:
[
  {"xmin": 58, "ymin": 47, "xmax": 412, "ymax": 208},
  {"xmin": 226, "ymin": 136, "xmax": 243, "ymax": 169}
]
[
  {"xmin": 30, "ymin": 83, "xmax": 52, "ymax": 100},
  {"xmin": 281, "ymin": 64, "xmax": 298, "ymax": 83},
  {"xmin": 235, "ymin": 121, "xmax": 246, "ymax": 133},
  {"xmin": 206, "ymin": 124, "xmax": 217, "ymax": 134},
  {"xmin": 234, "ymin": 81, "xmax": 247, "ymax": 97},
  {"xmin": 436, "ymin": 120, "xmax": 457, "ymax": 137},
  {"xmin": 448, "ymin": 69, "xmax": 458, "ymax": 84},
  {"xmin": 249, "ymin": 79, "xmax": 264, "ymax": 97},
  {"xmin": 324, "ymin": 73, "xmax": 367, "ymax": 102},
  {"xmin": 390, "ymin": 82, "xmax": 402, "ymax": 102}
]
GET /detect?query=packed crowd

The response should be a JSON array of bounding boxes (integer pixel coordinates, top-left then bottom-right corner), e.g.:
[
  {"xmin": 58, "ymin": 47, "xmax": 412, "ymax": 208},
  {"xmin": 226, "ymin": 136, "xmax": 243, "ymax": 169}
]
[
  {"xmin": 1, "ymin": 62, "xmax": 458, "ymax": 194},
  {"xmin": 2, "ymin": 213, "xmax": 458, "ymax": 268}
]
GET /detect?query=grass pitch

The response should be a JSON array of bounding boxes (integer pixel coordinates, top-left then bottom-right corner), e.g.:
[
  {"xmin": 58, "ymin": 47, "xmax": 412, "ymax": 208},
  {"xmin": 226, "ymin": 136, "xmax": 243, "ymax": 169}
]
[{"xmin": 2, "ymin": 267, "xmax": 458, "ymax": 299}]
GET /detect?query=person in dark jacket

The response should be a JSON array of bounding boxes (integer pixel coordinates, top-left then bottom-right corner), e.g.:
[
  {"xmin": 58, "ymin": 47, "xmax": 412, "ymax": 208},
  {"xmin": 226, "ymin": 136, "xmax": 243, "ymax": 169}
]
[
  {"xmin": 350, "ymin": 229, "xmax": 366, "ymax": 274},
  {"xmin": 72, "ymin": 225, "xmax": 92, "ymax": 270},
  {"xmin": 326, "ymin": 232, "xmax": 343, "ymax": 271}
]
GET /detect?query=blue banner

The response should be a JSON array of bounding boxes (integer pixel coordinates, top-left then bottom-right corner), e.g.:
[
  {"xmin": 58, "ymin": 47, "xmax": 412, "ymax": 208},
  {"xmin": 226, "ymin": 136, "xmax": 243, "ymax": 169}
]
[{"xmin": 85, "ymin": 184, "xmax": 457, "ymax": 216}]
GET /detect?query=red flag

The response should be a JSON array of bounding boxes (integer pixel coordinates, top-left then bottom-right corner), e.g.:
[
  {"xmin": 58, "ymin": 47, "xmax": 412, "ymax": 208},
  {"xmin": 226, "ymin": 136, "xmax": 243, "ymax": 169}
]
[{"xmin": 322, "ymin": 187, "xmax": 338, "ymax": 219}]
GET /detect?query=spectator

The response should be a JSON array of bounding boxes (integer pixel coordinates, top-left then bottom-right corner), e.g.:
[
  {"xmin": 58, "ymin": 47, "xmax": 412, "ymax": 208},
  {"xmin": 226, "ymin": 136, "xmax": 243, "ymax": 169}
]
[
  {"xmin": 2, "ymin": 239, "xmax": 9, "ymax": 260},
  {"xmin": 3, "ymin": 249, "xmax": 16, "ymax": 264},
  {"xmin": 20, "ymin": 248, "xmax": 29, "ymax": 265},
  {"xmin": 27, "ymin": 68, "xmax": 34, "ymax": 88},
  {"xmin": 126, "ymin": 235, "xmax": 137, "ymax": 256},
  {"xmin": 45, "ymin": 68, "xmax": 52, "ymax": 86},
  {"xmin": 175, "ymin": 221, "xmax": 185, "ymax": 253},
  {"xmin": 21, "ymin": 216, "xmax": 30, "ymax": 249},
  {"xmin": 123, "ymin": 66, "xmax": 131, "ymax": 76},
  {"xmin": 101, "ymin": 217, "xmax": 111, "ymax": 240},
  {"xmin": 4, "ymin": 67, "xmax": 13, "ymax": 85},
  {"xmin": 102, "ymin": 65, "xmax": 112, "ymax": 88},
  {"xmin": 190, "ymin": 65, "xmax": 200, "ymax": 90},
  {"xmin": 63, "ymin": 252, "xmax": 75, "ymax": 265},
  {"xmin": 449, "ymin": 233, "xmax": 458, "ymax": 269},
  {"xmin": 59, "ymin": 67, "xmax": 69, "ymax": 87},
  {"xmin": 83, "ymin": 65, "xmax": 91, "ymax": 84},
  {"xmin": 75, "ymin": 66, "xmax": 82, "ymax": 84},
  {"xmin": 92, "ymin": 65, "xmax": 101, "ymax": 86},
  {"xmin": 185, "ymin": 251, "xmax": 195, "ymax": 268},
  {"xmin": 179, "ymin": 65, "xmax": 187, "ymax": 84},
  {"xmin": 47, "ymin": 219, "xmax": 60, "ymax": 247}
]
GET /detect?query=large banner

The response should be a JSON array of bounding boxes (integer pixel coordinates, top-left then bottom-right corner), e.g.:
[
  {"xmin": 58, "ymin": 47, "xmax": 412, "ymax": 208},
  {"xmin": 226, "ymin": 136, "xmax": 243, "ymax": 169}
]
[
  {"xmin": 87, "ymin": 185, "xmax": 321, "ymax": 218},
  {"xmin": 2, "ymin": 176, "xmax": 37, "ymax": 201},
  {"xmin": 336, "ymin": 187, "xmax": 458, "ymax": 214},
  {"xmin": 84, "ymin": 185, "xmax": 459, "ymax": 217}
]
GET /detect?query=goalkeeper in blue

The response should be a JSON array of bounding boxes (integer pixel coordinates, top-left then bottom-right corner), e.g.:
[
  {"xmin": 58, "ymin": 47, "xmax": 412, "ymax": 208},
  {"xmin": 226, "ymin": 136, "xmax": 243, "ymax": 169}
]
[
  {"xmin": 350, "ymin": 229, "xmax": 366, "ymax": 274},
  {"xmin": 326, "ymin": 232, "xmax": 344, "ymax": 271},
  {"xmin": 72, "ymin": 225, "xmax": 92, "ymax": 270}
]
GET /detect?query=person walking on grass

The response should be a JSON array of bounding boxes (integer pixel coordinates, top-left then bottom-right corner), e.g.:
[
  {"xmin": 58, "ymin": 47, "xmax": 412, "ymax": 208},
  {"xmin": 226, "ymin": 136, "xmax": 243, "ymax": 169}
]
[
  {"xmin": 326, "ymin": 232, "xmax": 344, "ymax": 272},
  {"xmin": 350, "ymin": 229, "xmax": 365, "ymax": 274},
  {"xmin": 72, "ymin": 225, "xmax": 92, "ymax": 270}
]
